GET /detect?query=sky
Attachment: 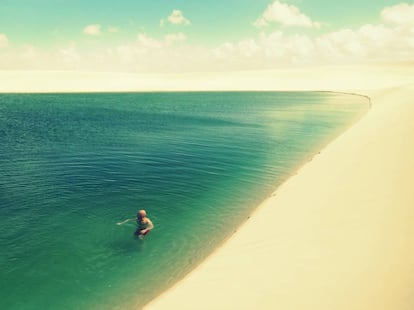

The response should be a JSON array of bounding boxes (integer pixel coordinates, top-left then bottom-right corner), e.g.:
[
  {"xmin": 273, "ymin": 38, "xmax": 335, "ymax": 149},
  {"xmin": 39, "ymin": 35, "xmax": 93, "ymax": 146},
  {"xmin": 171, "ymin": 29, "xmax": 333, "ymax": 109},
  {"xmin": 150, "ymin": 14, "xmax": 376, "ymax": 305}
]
[
  {"xmin": 0, "ymin": 0, "xmax": 413, "ymax": 75},
  {"xmin": 0, "ymin": 0, "xmax": 414, "ymax": 92}
]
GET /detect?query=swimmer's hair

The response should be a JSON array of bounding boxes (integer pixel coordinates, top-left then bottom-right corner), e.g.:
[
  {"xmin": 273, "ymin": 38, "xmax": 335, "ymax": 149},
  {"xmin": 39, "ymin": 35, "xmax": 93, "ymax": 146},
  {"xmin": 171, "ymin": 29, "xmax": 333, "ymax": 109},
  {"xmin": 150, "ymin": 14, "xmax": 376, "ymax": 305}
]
[{"xmin": 137, "ymin": 209, "xmax": 147, "ymax": 217}]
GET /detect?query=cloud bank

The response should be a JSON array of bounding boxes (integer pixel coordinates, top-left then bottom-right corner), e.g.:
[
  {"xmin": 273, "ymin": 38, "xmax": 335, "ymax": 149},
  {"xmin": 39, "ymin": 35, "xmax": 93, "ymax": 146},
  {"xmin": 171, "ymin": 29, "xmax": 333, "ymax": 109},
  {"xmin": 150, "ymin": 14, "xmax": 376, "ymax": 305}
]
[{"xmin": 1, "ymin": 3, "xmax": 414, "ymax": 73}]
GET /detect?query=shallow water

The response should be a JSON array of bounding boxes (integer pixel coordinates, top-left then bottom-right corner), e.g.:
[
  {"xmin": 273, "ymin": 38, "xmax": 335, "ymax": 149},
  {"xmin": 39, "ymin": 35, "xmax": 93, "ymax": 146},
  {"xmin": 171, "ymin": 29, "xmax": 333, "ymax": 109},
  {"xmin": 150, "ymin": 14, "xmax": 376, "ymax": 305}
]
[{"xmin": 0, "ymin": 92, "xmax": 368, "ymax": 309}]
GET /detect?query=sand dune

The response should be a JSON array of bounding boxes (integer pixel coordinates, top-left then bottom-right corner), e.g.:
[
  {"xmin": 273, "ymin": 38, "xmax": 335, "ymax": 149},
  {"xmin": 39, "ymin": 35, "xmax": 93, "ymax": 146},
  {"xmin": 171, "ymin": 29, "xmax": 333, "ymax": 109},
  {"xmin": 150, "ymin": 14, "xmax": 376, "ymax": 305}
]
[{"xmin": 145, "ymin": 86, "xmax": 414, "ymax": 310}]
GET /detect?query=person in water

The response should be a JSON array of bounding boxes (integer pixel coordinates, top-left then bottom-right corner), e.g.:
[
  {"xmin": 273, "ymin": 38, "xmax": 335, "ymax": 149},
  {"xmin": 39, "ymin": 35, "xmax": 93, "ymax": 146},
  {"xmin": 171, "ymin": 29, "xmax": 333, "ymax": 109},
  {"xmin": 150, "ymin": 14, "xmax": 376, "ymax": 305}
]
[{"xmin": 117, "ymin": 209, "xmax": 154, "ymax": 238}]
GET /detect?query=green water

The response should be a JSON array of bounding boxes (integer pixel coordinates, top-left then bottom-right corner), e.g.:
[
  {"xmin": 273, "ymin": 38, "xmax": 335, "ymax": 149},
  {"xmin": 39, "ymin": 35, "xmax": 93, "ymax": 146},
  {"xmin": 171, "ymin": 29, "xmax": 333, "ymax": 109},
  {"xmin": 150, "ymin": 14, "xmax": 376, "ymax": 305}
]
[{"xmin": 0, "ymin": 92, "xmax": 368, "ymax": 309}]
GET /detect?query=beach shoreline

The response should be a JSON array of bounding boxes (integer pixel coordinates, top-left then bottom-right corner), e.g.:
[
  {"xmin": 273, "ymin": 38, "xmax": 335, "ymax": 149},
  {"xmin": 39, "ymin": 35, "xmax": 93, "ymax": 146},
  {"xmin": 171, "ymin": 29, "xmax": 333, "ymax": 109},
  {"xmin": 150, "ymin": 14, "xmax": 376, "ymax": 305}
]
[{"xmin": 144, "ymin": 85, "xmax": 414, "ymax": 310}]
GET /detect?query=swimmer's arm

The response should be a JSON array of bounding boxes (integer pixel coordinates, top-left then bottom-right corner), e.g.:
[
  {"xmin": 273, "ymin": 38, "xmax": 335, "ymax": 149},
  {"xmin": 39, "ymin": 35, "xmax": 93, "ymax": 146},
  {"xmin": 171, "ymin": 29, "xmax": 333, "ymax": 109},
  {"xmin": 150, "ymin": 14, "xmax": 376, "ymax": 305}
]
[{"xmin": 116, "ymin": 218, "xmax": 135, "ymax": 225}]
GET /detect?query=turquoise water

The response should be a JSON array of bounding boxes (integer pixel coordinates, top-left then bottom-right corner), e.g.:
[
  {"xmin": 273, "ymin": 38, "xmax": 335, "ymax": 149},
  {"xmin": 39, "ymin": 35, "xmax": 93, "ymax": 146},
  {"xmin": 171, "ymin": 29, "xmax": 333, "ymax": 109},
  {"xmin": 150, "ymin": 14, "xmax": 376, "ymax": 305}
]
[{"xmin": 0, "ymin": 92, "xmax": 368, "ymax": 309}]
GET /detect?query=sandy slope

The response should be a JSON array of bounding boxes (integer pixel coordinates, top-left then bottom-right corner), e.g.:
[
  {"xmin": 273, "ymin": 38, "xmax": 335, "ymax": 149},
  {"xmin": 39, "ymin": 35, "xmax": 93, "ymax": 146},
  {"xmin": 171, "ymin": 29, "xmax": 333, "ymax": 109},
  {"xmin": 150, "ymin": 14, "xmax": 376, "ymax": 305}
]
[{"xmin": 145, "ymin": 86, "xmax": 414, "ymax": 310}]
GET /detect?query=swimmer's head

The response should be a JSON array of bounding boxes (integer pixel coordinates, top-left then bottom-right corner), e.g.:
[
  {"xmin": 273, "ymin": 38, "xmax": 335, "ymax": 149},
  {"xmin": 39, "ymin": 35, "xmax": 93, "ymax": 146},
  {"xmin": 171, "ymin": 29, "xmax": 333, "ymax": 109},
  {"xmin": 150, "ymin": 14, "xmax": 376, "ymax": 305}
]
[{"xmin": 137, "ymin": 210, "xmax": 147, "ymax": 218}]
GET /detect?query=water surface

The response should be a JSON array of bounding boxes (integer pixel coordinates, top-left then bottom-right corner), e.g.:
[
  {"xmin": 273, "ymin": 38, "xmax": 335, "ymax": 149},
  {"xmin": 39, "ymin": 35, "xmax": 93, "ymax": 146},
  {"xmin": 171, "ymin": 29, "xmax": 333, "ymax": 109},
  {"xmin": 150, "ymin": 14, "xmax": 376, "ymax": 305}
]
[{"xmin": 0, "ymin": 92, "xmax": 368, "ymax": 309}]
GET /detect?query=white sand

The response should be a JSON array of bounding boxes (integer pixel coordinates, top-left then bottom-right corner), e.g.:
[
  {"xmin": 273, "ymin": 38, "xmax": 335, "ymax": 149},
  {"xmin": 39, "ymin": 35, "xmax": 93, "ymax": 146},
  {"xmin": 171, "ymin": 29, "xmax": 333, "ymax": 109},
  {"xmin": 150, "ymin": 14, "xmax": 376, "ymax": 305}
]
[{"xmin": 145, "ymin": 85, "xmax": 414, "ymax": 310}]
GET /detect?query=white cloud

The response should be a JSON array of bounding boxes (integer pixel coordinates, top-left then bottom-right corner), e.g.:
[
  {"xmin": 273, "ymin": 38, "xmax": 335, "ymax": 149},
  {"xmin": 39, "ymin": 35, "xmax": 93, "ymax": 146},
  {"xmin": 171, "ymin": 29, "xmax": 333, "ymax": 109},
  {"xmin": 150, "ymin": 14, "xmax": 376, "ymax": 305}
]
[
  {"xmin": 112, "ymin": 32, "xmax": 190, "ymax": 70},
  {"xmin": 358, "ymin": 24, "xmax": 393, "ymax": 42},
  {"xmin": 162, "ymin": 9, "xmax": 191, "ymax": 26},
  {"xmin": 214, "ymin": 14, "xmax": 414, "ymax": 69},
  {"xmin": 83, "ymin": 24, "xmax": 102, "ymax": 36},
  {"xmin": 137, "ymin": 33, "xmax": 163, "ymax": 49},
  {"xmin": 165, "ymin": 33, "xmax": 187, "ymax": 45},
  {"xmin": 255, "ymin": 1, "xmax": 320, "ymax": 28},
  {"xmin": 108, "ymin": 26, "xmax": 120, "ymax": 33},
  {"xmin": 381, "ymin": 3, "xmax": 414, "ymax": 26},
  {"xmin": 0, "ymin": 34, "xmax": 9, "ymax": 48},
  {"xmin": 59, "ymin": 44, "xmax": 81, "ymax": 67}
]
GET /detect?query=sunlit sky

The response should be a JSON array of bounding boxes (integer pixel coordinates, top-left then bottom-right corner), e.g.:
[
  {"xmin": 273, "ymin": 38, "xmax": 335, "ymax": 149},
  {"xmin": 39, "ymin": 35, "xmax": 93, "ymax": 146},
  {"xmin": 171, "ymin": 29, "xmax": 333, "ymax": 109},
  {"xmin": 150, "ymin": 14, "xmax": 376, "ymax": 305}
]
[{"xmin": 1, "ymin": 0, "xmax": 413, "ymax": 74}]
